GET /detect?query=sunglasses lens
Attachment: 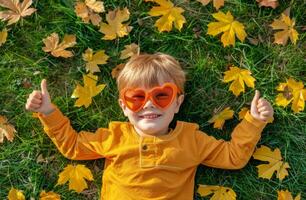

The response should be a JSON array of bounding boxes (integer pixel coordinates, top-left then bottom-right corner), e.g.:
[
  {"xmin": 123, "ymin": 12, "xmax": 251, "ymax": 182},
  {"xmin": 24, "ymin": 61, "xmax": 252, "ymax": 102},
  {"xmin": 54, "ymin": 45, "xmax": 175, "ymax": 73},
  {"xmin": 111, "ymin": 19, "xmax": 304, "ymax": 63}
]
[
  {"xmin": 124, "ymin": 90, "xmax": 146, "ymax": 111},
  {"xmin": 152, "ymin": 86, "xmax": 174, "ymax": 108}
]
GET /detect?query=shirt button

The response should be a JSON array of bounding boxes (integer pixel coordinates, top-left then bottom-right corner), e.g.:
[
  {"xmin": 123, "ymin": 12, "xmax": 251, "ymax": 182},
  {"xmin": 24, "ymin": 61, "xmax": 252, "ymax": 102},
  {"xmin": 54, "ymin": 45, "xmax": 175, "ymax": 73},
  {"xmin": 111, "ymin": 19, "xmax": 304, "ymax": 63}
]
[{"xmin": 142, "ymin": 145, "xmax": 148, "ymax": 150}]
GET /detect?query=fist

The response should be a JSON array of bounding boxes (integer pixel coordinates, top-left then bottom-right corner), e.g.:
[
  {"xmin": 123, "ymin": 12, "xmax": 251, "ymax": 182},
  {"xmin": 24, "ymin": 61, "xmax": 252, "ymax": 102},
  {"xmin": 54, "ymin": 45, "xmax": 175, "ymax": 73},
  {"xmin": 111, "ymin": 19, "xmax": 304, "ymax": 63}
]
[
  {"xmin": 250, "ymin": 90, "xmax": 274, "ymax": 123},
  {"xmin": 25, "ymin": 79, "xmax": 54, "ymax": 115}
]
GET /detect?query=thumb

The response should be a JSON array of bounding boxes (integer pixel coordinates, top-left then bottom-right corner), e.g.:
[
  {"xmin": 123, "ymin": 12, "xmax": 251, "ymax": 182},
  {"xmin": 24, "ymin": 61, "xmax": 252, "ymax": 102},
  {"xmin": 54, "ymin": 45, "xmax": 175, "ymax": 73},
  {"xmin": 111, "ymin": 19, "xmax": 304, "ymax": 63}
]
[
  {"xmin": 251, "ymin": 90, "xmax": 260, "ymax": 115},
  {"xmin": 41, "ymin": 79, "xmax": 49, "ymax": 96}
]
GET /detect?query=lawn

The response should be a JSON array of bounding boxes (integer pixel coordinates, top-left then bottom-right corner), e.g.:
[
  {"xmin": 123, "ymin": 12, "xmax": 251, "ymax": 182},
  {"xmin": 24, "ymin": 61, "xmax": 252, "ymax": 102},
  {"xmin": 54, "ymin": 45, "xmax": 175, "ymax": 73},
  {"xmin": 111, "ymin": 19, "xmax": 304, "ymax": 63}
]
[{"xmin": 0, "ymin": 0, "xmax": 305, "ymax": 199}]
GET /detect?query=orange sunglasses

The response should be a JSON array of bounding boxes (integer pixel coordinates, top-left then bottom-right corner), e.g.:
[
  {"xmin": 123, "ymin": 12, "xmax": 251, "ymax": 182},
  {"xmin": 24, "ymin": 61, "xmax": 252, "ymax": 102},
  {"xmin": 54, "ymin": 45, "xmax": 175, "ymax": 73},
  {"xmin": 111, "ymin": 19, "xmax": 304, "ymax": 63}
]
[{"xmin": 120, "ymin": 82, "xmax": 182, "ymax": 112}]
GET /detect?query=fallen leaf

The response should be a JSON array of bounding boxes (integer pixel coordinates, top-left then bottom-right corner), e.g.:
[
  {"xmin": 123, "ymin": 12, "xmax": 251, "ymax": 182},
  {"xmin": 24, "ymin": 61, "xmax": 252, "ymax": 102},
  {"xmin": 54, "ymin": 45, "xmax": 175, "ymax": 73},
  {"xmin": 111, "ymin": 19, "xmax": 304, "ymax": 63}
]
[
  {"xmin": 82, "ymin": 48, "xmax": 109, "ymax": 73},
  {"xmin": 99, "ymin": 7, "xmax": 132, "ymax": 40},
  {"xmin": 120, "ymin": 43, "xmax": 140, "ymax": 59},
  {"xmin": 0, "ymin": 0, "xmax": 36, "ymax": 25},
  {"xmin": 197, "ymin": 0, "xmax": 224, "ymax": 10},
  {"xmin": 71, "ymin": 73, "xmax": 106, "ymax": 108},
  {"xmin": 270, "ymin": 13, "xmax": 299, "ymax": 45},
  {"xmin": 207, "ymin": 11, "xmax": 247, "ymax": 47},
  {"xmin": 277, "ymin": 190, "xmax": 301, "ymax": 200},
  {"xmin": 0, "ymin": 115, "xmax": 16, "ymax": 143},
  {"xmin": 256, "ymin": 0, "xmax": 278, "ymax": 9},
  {"xmin": 198, "ymin": 185, "xmax": 236, "ymax": 200},
  {"xmin": 8, "ymin": 188, "xmax": 25, "ymax": 200},
  {"xmin": 223, "ymin": 66, "xmax": 255, "ymax": 96},
  {"xmin": 111, "ymin": 63, "xmax": 125, "ymax": 79},
  {"xmin": 208, "ymin": 107, "xmax": 234, "ymax": 129},
  {"xmin": 253, "ymin": 145, "xmax": 290, "ymax": 181},
  {"xmin": 0, "ymin": 28, "xmax": 8, "ymax": 46},
  {"xmin": 145, "ymin": 0, "xmax": 186, "ymax": 32},
  {"xmin": 42, "ymin": 33, "xmax": 77, "ymax": 58},
  {"xmin": 57, "ymin": 164, "xmax": 94, "ymax": 193},
  {"xmin": 39, "ymin": 190, "xmax": 61, "ymax": 200},
  {"xmin": 275, "ymin": 78, "xmax": 306, "ymax": 113},
  {"xmin": 74, "ymin": 0, "xmax": 104, "ymax": 26}
]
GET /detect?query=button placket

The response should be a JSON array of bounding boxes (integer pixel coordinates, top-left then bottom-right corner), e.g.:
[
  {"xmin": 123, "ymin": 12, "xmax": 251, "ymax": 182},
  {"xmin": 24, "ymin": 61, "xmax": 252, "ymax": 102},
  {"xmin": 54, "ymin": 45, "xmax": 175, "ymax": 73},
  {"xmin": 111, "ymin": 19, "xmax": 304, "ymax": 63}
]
[{"xmin": 140, "ymin": 137, "xmax": 157, "ymax": 168}]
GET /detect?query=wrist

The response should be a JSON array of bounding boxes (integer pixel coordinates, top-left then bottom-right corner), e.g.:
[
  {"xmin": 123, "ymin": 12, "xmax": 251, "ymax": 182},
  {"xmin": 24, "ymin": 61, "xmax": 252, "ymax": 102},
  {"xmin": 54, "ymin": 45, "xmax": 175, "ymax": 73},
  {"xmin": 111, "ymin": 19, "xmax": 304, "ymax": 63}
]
[{"xmin": 42, "ymin": 104, "xmax": 56, "ymax": 116}]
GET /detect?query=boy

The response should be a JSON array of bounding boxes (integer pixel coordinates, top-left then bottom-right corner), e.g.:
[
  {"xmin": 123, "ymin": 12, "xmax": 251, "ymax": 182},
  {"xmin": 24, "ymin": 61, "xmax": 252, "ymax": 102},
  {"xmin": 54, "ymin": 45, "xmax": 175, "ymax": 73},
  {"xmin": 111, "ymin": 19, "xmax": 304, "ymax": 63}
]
[{"xmin": 25, "ymin": 53, "xmax": 274, "ymax": 200}]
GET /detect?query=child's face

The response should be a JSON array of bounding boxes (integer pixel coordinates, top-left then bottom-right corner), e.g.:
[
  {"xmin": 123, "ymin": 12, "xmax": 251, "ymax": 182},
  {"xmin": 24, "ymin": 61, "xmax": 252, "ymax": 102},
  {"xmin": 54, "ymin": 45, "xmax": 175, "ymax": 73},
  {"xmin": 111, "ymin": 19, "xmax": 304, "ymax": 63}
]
[{"xmin": 119, "ymin": 81, "xmax": 184, "ymax": 136}]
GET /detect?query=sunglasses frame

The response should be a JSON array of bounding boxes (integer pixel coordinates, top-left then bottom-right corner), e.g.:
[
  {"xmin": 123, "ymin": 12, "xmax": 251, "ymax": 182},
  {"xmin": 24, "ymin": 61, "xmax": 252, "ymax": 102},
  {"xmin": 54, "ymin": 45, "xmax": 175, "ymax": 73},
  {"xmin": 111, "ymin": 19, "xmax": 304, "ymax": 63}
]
[{"xmin": 120, "ymin": 82, "xmax": 182, "ymax": 112}]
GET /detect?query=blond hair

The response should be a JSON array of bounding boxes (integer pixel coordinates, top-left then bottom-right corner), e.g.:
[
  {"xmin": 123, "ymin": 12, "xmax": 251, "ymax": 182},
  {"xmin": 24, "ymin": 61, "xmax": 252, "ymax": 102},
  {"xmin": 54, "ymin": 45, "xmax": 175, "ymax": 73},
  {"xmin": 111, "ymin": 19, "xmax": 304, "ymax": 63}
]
[{"xmin": 117, "ymin": 53, "xmax": 186, "ymax": 93}]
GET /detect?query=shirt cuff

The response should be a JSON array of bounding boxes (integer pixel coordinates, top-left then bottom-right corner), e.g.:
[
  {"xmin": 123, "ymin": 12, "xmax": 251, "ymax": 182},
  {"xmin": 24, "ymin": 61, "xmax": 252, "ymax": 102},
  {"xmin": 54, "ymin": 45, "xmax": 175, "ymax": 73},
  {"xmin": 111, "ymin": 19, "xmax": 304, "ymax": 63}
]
[
  {"xmin": 243, "ymin": 111, "xmax": 267, "ymax": 129},
  {"xmin": 37, "ymin": 104, "xmax": 66, "ymax": 128}
]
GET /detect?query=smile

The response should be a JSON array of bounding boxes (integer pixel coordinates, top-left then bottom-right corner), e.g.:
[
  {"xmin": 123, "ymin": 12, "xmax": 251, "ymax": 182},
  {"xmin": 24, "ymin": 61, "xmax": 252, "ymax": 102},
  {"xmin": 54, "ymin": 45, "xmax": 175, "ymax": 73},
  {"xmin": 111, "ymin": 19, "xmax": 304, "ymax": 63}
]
[{"xmin": 139, "ymin": 114, "xmax": 162, "ymax": 119}]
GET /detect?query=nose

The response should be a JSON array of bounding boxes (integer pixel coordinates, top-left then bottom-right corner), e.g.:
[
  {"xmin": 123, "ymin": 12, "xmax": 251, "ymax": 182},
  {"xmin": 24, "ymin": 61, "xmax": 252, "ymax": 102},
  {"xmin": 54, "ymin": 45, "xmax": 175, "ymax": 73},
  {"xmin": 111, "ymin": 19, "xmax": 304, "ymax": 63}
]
[{"xmin": 143, "ymin": 99, "xmax": 156, "ymax": 109}]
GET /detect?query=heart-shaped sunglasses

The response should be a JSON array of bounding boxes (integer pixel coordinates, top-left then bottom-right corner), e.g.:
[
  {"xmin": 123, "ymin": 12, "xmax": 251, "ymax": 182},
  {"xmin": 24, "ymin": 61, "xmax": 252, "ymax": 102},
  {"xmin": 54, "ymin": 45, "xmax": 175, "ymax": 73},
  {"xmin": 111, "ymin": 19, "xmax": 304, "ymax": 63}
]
[{"xmin": 120, "ymin": 82, "xmax": 182, "ymax": 112}]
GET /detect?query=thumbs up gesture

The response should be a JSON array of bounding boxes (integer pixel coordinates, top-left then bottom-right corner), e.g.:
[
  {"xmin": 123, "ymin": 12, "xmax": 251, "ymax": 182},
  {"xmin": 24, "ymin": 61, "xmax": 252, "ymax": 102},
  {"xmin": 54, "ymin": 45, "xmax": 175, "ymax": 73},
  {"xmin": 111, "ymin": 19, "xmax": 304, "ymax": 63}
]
[
  {"xmin": 250, "ymin": 90, "xmax": 274, "ymax": 122},
  {"xmin": 25, "ymin": 79, "xmax": 55, "ymax": 115}
]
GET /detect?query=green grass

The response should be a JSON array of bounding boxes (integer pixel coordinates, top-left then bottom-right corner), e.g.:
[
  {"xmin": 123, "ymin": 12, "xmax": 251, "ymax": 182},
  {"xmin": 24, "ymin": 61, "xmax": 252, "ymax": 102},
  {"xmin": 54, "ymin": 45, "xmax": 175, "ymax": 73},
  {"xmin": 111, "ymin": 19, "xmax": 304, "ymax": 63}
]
[{"xmin": 0, "ymin": 0, "xmax": 305, "ymax": 199}]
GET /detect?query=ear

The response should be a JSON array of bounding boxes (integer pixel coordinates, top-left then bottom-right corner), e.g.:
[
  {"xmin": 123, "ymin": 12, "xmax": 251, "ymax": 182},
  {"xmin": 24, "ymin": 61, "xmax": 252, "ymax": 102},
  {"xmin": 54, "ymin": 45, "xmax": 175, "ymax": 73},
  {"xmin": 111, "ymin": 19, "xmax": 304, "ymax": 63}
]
[
  {"xmin": 118, "ymin": 99, "xmax": 128, "ymax": 117},
  {"xmin": 174, "ymin": 94, "xmax": 184, "ymax": 113}
]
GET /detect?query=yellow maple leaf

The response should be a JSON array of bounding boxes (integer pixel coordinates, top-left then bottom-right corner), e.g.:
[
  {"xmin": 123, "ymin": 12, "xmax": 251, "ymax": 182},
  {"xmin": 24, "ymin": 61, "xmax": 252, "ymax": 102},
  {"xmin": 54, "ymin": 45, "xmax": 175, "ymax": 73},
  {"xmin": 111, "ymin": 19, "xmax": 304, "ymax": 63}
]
[
  {"xmin": 120, "ymin": 43, "xmax": 140, "ymax": 59},
  {"xmin": 207, "ymin": 11, "xmax": 247, "ymax": 47},
  {"xmin": 0, "ymin": 115, "xmax": 16, "ymax": 143},
  {"xmin": 0, "ymin": 28, "xmax": 8, "ymax": 46},
  {"xmin": 8, "ymin": 188, "xmax": 25, "ymax": 200},
  {"xmin": 198, "ymin": 185, "xmax": 236, "ymax": 200},
  {"xmin": 74, "ymin": 0, "xmax": 104, "ymax": 26},
  {"xmin": 82, "ymin": 48, "xmax": 109, "ymax": 73},
  {"xmin": 0, "ymin": 0, "xmax": 36, "ymax": 25},
  {"xmin": 145, "ymin": 0, "xmax": 186, "ymax": 32},
  {"xmin": 275, "ymin": 78, "xmax": 306, "ymax": 113},
  {"xmin": 256, "ymin": 0, "xmax": 279, "ymax": 9},
  {"xmin": 71, "ymin": 73, "xmax": 106, "ymax": 108},
  {"xmin": 42, "ymin": 33, "xmax": 77, "ymax": 58},
  {"xmin": 270, "ymin": 13, "xmax": 299, "ymax": 45},
  {"xmin": 208, "ymin": 107, "xmax": 234, "ymax": 129},
  {"xmin": 56, "ymin": 164, "xmax": 94, "ymax": 193},
  {"xmin": 39, "ymin": 190, "xmax": 61, "ymax": 200},
  {"xmin": 197, "ymin": 0, "xmax": 224, "ymax": 10},
  {"xmin": 277, "ymin": 190, "xmax": 301, "ymax": 200},
  {"xmin": 223, "ymin": 66, "xmax": 255, "ymax": 96},
  {"xmin": 111, "ymin": 63, "xmax": 125, "ymax": 79},
  {"xmin": 99, "ymin": 7, "xmax": 132, "ymax": 40},
  {"xmin": 253, "ymin": 145, "xmax": 290, "ymax": 181}
]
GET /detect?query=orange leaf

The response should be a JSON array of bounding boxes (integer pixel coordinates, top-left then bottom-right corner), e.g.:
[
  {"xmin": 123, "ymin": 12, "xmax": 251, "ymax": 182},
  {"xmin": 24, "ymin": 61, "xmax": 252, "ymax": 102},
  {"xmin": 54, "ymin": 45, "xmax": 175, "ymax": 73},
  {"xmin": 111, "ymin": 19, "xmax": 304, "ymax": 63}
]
[
  {"xmin": 0, "ymin": 28, "xmax": 8, "ymax": 46},
  {"xmin": 197, "ymin": 0, "xmax": 224, "ymax": 10},
  {"xmin": 8, "ymin": 188, "xmax": 25, "ymax": 200},
  {"xmin": 256, "ymin": 0, "xmax": 278, "ymax": 9},
  {"xmin": 253, "ymin": 145, "xmax": 290, "ymax": 181},
  {"xmin": 42, "ymin": 33, "xmax": 77, "ymax": 58},
  {"xmin": 82, "ymin": 48, "xmax": 109, "ymax": 73},
  {"xmin": 277, "ymin": 190, "xmax": 301, "ymax": 200},
  {"xmin": 74, "ymin": 0, "xmax": 104, "ymax": 26},
  {"xmin": 0, "ymin": 115, "xmax": 16, "ymax": 143},
  {"xmin": 270, "ymin": 13, "xmax": 299, "ymax": 45},
  {"xmin": 99, "ymin": 7, "xmax": 132, "ymax": 40},
  {"xmin": 198, "ymin": 185, "xmax": 236, "ymax": 200},
  {"xmin": 39, "ymin": 190, "xmax": 61, "ymax": 200},
  {"xmin": 120, "ymin": 43, "xmax": 140, "ymax": 59},
  {"xmin": 0, "ymin": 0, "xmax": 36, "ymax": 25}
]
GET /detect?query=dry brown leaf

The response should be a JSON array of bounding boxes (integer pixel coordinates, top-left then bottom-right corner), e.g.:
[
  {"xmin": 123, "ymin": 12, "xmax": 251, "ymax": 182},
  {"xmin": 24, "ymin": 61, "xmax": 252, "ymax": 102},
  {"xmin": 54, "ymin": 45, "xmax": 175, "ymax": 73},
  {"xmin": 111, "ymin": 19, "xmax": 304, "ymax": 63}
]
[
  {"xmin": 42, "ymin": 33, "xmax": 77, "ymax": 58},
  {"xmin": 111, "ymin": 63, "xmax": 125, "ymax": 79},
  {"xmin": 0, "ymin": 115, "xmax": 16, "ymax": 143},
  {"xmin": 256, "ymin": 0, "xmax": 278, "ymax": 9},
  {"xmin": 120, "ymin": 43, "xmax": 140, "ymax": 59},
  {"xmin": 0, "ymin": 0, "xmax": 36, "ymax": 25},
  {"xmin": 74, "ymin": 0, "xmax": 104, "ymax": 26},
  {"xmin": 197, "ymin": 0, "xmax": 224, "ymax": 10}
]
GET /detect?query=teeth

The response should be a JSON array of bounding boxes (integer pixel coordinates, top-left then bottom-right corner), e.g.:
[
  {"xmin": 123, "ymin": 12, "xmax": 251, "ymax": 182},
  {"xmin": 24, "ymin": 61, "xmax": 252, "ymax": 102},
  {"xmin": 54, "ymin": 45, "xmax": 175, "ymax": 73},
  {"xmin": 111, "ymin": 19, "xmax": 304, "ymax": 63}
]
[{"xmin": 142, "ymin": 114, "xmax": 160, "ymax": 119}]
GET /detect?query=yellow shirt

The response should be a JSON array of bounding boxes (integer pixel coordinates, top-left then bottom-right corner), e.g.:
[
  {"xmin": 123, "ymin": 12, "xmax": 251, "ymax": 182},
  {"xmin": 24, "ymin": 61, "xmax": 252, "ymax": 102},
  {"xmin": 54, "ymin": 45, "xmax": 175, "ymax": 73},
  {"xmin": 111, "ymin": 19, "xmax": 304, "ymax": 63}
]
[{"xmin": 37, "ymin": 105, "xmax": 267, "ymax": 200}]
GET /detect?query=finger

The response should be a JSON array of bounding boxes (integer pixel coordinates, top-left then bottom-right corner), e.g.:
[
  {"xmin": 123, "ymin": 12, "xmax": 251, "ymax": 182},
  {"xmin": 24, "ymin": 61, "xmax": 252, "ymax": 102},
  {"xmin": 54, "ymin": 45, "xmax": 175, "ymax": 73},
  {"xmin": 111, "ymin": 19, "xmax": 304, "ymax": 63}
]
[
  {"xmin": 31, "ymin": 90, "xmax": 42, "ymax": 99},
  {"xmin": 28, "ymin": 102, "xmax": 41, "ymax": 109},
  {"xmin": 251, "ymin": 90, "xmax": 260, "ymax": 114},
  {"xmin": 31, "ymin": 98, "xmax": 42, "ymax": 104},
  {"xmin": 41, "ymin": 79, "xmax": 49, "ymax": 96},
  {"xmin": 258, "ymin": 107, "xmax": 268, "ymax": 113},
  {"xmin": 260, "ymin": 111, "xmax": 271, "ymax": 116}
]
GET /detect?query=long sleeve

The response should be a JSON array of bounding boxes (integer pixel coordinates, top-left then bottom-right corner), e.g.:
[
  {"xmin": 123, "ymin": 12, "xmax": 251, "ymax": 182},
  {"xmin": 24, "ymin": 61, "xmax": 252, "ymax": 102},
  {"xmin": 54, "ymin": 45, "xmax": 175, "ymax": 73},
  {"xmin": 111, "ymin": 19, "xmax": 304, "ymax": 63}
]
[
  {"xmin": 37, "ymin": 105, "xmax": 114, "ymax": 160},
  {"xmin": 197, "ymin": 111, "xmax": 267, "ymax": 169}
]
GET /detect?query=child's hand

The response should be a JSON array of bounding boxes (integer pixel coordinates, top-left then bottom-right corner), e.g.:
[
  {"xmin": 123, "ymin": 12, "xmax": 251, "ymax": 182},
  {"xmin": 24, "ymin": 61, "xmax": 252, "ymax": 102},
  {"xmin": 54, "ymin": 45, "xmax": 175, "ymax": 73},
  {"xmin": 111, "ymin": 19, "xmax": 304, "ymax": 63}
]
[
  {"xmin": 25, "ymin": 79, "xmax": 55, "ymax": 115},
  {"xmin": 250, "ymin": 90, "xmax": 274, "ymax": 123}
]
